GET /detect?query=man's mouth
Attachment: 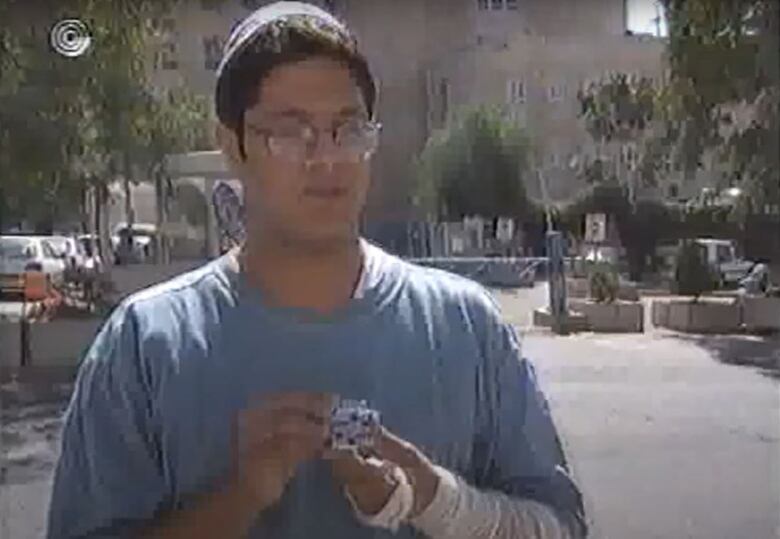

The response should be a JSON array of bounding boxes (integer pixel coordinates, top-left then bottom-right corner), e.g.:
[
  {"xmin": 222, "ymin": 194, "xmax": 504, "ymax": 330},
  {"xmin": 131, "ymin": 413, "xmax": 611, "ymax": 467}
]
[{"xmin": 303, "ymin": 186, "xmax": 348, "ymax": 199}]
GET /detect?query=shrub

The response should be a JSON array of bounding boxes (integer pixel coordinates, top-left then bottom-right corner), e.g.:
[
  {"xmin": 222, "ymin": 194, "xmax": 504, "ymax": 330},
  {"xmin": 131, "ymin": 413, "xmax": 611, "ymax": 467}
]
[
  {"xmin": 588, "ymin": 263, "xmax": 619, "ymax": 303},
  {"xmin": 674, "ymin": 241, "xmax": 716, "ymax": 299}
]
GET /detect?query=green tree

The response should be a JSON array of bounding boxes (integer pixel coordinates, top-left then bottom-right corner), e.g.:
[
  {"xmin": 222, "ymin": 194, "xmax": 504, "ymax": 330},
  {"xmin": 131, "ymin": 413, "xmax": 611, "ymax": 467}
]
[
  {"xmin": 577, "ymin": 73, "xmax": 659, "ymax": 201},
  {"xmin": 658, "ymin": 0, "xmax": 779, "ymax": 210},
  {"xmin": 0, "ymin": 1, "xmax": 215, "ymax": 263},
  {"xmin": 414, "ymin": 106, "xmax": 533, "ymax": 221}
]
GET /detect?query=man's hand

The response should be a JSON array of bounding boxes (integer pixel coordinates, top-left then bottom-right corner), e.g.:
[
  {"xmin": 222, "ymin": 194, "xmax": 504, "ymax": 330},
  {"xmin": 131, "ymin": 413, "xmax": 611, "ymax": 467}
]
[
  {"xmin": 324, "ymin": 426, "xmax": 440, "ymax": 519},
  {"xmin": 234, "ymin": 391, "xmax": 334, "ymax": 511}
]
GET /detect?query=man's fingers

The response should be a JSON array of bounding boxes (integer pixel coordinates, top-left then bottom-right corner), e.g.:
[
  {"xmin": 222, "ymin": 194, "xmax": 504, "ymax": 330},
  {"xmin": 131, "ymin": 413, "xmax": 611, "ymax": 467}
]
[
  {"xmin": 373, "ymin": 426, "xmax": 420, "ymax": 466},
  {"xmin": 327, "ymin": 450, "xmax": 397, "ymax": 489}
]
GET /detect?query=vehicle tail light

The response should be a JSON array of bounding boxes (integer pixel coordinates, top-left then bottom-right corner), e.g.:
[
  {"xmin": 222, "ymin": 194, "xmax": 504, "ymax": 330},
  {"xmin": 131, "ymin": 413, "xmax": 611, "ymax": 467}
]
[{"xmin": 24, "ymin": 262, "xmax": 43, "ymax": 272}]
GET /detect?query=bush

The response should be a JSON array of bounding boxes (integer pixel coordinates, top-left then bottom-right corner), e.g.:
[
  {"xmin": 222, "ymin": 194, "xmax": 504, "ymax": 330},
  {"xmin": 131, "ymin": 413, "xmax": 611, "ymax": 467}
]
[
  {"xmin": 674, "ymin": 241, "xmax": 716, "ymax": 299},
  {"xmin": 588, "ymin": 263, "xmax": 619, "ymax": 303}
]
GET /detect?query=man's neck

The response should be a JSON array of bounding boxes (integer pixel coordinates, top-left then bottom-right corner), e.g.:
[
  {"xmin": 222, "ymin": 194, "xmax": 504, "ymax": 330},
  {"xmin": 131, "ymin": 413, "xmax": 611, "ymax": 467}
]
[{"xmin": 240, "ymin": 234, "xmax": 364, "ymax": 314}]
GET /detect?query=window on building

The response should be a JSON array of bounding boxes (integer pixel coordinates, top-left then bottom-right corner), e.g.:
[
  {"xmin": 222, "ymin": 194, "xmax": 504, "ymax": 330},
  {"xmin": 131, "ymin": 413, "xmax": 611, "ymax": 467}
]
[
  {"xmin": 439, "ymin": 78, "xmax": 450, "ymax": 125},
  {"xmin": 155, "ymin": 42, "xmax": 178, "ymax": 71},
  {"xmin": 507, "ymin": 79, "xmax": 526, "ymax": 104},
  {"xmin": 479, "ymin": 0, "xmax": 519, "ymax": 11},
  {"xmin": 548, "ymin": 83, "xmax": 565, "ymax": 102},
  {"xmin": 667, "ymin": 183, "xmax": 679, "ymax": 199},
  {"xmin": 203, "ymin": 35, "xmax": 225, "ymax": 71}
]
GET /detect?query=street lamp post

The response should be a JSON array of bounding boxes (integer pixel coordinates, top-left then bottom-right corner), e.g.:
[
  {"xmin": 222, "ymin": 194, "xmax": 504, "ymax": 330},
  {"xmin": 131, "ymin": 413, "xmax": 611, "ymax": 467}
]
[{"xmin": 538, "ymin": 168, "xmax": 569, "ymax": 335}]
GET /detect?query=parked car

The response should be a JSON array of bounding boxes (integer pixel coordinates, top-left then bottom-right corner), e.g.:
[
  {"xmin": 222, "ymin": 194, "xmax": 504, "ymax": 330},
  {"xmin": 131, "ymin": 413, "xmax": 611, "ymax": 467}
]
[
  {"xmin": 76, "ymin": 234, "xmax": 105, "ymax": 276},
  {"xmin": 47, "ymin": 235, "xmax": 88, "ymax": 276},
  {"xmin": 0, "ymin": 235, "xmax": 66, "ymax": 297},
  {"xmin": 111, "ymin": 222, "xmax": 157, "ymax": 263},
  {"xmin": 694, "ymin": 238, "xmax": 755, "ymax": 286}
]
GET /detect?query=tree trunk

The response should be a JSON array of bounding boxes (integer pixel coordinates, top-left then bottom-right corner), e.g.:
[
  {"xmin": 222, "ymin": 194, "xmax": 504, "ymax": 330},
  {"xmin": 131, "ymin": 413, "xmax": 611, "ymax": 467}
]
[{"xmin": 154, "ymin": 171, "xmax": 171, "ymax": 264}]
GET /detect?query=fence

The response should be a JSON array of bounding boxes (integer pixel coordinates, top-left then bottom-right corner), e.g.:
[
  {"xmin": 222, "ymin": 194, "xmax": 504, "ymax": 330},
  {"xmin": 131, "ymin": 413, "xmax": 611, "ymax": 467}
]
[{"xmin": 408, "ymin": 257, "xmax": 547, "ymax": 287}]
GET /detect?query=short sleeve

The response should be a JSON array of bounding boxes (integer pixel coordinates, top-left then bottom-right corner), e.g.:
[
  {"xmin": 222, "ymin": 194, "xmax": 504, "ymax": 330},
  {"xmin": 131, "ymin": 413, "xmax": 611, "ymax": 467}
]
[
  {"xmin": 469, "ymin": 293, "xmax": 589, "ymax": 537},
  {"xmin": 46, "ymin": 303, "xmax": 168, "ymax": 538}
]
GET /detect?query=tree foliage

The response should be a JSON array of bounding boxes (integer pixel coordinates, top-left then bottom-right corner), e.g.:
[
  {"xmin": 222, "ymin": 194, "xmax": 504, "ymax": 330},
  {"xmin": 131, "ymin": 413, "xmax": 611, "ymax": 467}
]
[
  {"xmin": 577, "ymin": 73, "xmax": 661, "ymax": 195},
  {"xmin": 658, "ymin": 0, "xmax": 779, "ymax": 207},
  {"xmin": 0, "ymin": 0, "xmax": 214, "ymax": 233},
  {"xmin": 414, "ymin": 106, "xmax": 533, "ymax": 221}
]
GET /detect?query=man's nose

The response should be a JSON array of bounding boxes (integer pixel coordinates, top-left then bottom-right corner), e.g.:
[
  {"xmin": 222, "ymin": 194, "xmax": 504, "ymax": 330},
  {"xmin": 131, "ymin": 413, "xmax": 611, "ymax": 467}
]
[{"xmin": 304, "ymin": 130, "xmax": 341, "ymax": 170}]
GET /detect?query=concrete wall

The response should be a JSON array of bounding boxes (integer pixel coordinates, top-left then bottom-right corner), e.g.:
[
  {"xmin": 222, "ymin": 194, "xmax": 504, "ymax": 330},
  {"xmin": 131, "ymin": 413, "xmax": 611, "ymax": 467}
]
[
  {"xmin": 0, "ymin": 319, "xmax": 102, "ymax": 368},
  {"xmin": 0, "ymin": 322, "xmax": 22, "ymax": 367}
]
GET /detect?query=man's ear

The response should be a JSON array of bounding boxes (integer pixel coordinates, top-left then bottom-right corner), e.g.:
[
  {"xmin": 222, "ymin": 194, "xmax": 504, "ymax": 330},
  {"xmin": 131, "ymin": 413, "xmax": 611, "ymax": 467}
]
[{"xmin": 216, "ymin": 123, "xmax": 244, "ymax": 174}]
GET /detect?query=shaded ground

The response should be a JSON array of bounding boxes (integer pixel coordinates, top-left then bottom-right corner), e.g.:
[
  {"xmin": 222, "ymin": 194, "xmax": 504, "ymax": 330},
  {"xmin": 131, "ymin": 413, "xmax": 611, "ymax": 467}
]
[{"xmin": 671, "ymin": 333, "xmax": 780, "ymax": 381}]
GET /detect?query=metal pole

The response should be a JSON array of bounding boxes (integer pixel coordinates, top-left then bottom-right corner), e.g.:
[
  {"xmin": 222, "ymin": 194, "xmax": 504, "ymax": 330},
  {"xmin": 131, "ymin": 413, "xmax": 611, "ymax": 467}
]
[
  {"xmin": 546, "ymin": 230, "xmax": 569, "ymax": 335},
  {"xmin": 538, "ymin": 168, "xmax": 569, "ymax": 334},
  {"xmin": 20, "ymin": 275, "xmax": 30, "ymax": 367}
]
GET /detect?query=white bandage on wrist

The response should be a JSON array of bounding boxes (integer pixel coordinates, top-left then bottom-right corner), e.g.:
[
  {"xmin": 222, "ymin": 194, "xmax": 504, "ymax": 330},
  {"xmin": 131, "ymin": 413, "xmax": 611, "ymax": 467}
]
[{"xmin": 345, "ymin": 459, "xmax": 415, "ymax": 532}]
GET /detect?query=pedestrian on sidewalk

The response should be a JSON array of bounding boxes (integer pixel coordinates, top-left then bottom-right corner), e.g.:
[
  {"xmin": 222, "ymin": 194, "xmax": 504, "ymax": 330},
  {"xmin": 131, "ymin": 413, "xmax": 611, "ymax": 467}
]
[{"xmin": 46, "ymin": 3, "xmax": 587, "ymax": 538}]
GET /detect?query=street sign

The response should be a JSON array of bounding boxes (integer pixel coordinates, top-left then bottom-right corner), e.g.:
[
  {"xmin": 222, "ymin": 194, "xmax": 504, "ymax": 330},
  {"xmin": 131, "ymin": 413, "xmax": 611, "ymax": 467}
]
[
  {"xmin": 496, "ymin": 217, "xmax": 515, "ymax": 243},
  {"xmin": 585, "ymin": 213, "xmax": 607, "ymax": 243}
]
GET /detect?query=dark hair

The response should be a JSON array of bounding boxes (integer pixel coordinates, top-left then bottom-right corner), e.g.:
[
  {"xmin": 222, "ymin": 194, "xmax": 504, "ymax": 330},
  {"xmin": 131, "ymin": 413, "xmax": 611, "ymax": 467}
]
[{"xmin": 215, "ymin": 14, "xmax": 377, "ymax": 159}]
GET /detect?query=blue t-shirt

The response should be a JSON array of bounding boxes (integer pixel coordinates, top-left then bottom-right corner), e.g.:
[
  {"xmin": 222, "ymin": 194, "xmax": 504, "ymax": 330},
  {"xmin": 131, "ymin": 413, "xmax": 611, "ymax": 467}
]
[{"xmin": 47, "ymin": 241, "xmax": 586, "ymax": 538}]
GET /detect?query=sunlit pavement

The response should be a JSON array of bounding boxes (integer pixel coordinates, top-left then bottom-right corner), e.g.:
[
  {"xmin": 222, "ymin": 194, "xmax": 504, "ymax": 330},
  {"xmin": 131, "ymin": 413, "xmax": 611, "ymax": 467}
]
[{"xmin": 1, "ymin": 284, "xmax": 778, "ymax": 538}]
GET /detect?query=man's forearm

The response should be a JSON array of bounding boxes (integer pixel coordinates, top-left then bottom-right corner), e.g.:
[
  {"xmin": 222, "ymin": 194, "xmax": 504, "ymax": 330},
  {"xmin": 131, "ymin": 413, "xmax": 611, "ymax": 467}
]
[
  {"xmin": 140, "ymin": 479, "xmax": 264, "ymax": 539},
  {"xmin": 409, "ymin": 466, "xmax": 577, "ymax": 539}
]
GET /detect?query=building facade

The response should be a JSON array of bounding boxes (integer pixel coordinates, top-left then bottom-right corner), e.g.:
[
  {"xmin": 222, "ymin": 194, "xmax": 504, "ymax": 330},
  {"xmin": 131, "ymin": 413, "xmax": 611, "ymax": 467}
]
[{"xmin": 149, "ymin": 0, "xmax": 668, "ymax": 249}]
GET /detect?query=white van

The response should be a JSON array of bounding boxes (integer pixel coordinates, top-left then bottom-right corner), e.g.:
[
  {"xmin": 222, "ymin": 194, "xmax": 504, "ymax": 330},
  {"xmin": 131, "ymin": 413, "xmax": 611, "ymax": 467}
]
[{"xmin": 694, "ymin": 238, "xmax": 754, "ymax": 286}]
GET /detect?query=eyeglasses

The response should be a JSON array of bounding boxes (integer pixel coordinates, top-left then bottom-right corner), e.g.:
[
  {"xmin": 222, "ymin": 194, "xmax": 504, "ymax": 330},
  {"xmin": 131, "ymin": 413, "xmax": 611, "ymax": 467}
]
[{"xmin": 245, "ymin": 116, "xmax": 381, "ymax": 163}]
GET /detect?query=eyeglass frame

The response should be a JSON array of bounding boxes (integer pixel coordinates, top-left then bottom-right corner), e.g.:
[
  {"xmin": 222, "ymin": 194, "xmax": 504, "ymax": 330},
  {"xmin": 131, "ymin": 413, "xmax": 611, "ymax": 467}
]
[{"xmin": 244, "ymin": 114, "xmax": 382, "ymax": 163}]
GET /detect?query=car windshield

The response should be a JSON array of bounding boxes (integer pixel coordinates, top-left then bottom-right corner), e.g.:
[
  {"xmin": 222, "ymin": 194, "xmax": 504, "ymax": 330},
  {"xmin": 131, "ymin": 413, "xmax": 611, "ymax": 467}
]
[
  {"xmin": 47, "ymin": 237, "xmax": 71, "ymax": 256},
  {"xmin": 0, "ymin": 237, "xmax": 36, "ymax": 259}
]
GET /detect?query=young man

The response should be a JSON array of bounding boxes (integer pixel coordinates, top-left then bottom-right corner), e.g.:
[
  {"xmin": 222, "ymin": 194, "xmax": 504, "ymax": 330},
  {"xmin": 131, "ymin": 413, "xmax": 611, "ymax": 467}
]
[{"xmin": 47, "ymin": 3, "xmax": 587, "ymax": 538}]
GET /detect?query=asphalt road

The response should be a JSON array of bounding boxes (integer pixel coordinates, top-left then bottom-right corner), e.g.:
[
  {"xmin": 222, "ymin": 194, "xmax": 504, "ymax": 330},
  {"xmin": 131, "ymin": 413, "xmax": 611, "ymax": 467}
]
[{"xmin": 2, "ymin": 285, "xmax": 779, "ymax": 538}]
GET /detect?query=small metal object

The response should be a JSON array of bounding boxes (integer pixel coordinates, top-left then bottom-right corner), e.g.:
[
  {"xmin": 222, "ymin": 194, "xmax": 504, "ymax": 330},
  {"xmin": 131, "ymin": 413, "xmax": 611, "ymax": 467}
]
[{"xmin": 329, "ymin": 398, "xmax": 380, "ymax": 451}]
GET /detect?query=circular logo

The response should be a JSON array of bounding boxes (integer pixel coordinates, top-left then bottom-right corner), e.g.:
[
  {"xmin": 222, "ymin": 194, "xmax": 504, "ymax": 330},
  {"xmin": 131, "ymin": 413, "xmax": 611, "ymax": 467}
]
[{"xmin": 50, "ymin": 19, "xmax": 92, "ymax": 57}]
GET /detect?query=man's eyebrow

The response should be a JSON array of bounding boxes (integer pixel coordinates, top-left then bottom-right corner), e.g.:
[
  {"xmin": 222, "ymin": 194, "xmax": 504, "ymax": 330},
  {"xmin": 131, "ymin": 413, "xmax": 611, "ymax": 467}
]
[{"xmin": 250, "ymin": 106, "xmax": 366, "ymax": 122}]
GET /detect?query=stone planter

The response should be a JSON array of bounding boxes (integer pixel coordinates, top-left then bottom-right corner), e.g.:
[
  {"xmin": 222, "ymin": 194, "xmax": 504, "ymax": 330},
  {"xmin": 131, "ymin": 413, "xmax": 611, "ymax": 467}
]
[
  {"xmin": 617, "ymin": 282, "xmax": 640, "ymax": 302},
  {"xmin": 532, "ymin": 308, "xmax": 588, "ymax": 332},
  {"xmin": 741, "ymin": 296, "xmax": 780, "ymax": 333},
  {"xmin": 569, "ymin": 299, "xmax": 644, "ymax": 333},
  {"xmin": 652, "ymin": 299, "xmax": 741, "ymax": 333},
  {"xmin": 566, "ymin": 278, "xmax": 590, "ymax": 299}
]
